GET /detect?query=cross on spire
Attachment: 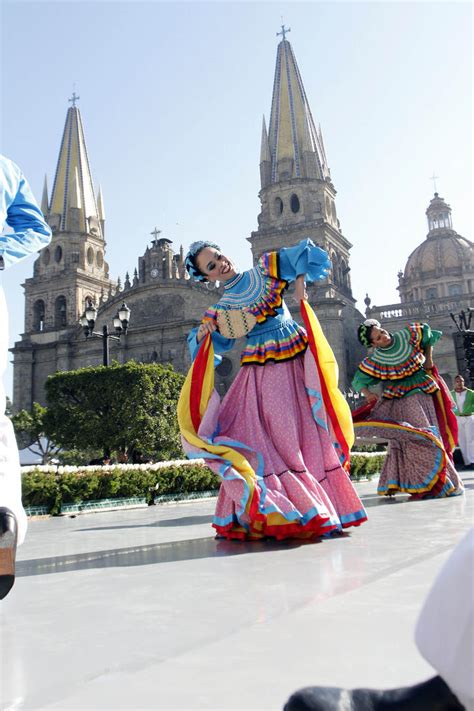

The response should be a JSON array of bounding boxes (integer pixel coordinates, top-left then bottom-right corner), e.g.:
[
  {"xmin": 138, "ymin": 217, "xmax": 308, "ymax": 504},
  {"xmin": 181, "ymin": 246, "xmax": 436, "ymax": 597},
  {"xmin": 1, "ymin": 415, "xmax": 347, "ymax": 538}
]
[
  {"xmin": 68, "ymin": 91, "xmax": 80, "ymax": 107},
  {"xmin": 430, "ymin": 172, "xmax": 439, "ymax": 193},
  {"xmin": 277, "ymin": 24, "xmax": 291, "ymax": 41},
  {"xmin": 150, "ymin": 227, "xmax": 162, "ymax": 244}
]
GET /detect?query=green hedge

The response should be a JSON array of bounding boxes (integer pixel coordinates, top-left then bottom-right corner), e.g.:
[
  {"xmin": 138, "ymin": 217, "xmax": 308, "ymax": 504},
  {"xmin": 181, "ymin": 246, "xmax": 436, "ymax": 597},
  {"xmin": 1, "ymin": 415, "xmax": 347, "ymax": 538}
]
[
  {"xmin": 22, "ymin": 453, "xmax": 385, "ymax": 515},
  {"xmin": 350, "ymin": 453, "xmax": 386, "ymax": 481},
  {"xmin": 22, "ymin": 464, "xmax": 220, "ymax": 515}
]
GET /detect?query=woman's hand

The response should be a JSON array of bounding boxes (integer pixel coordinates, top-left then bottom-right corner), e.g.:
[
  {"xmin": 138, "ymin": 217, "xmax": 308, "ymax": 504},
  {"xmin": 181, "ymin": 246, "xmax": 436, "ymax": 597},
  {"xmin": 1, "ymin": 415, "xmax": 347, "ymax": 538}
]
[
  {"xmin": 361, "ymin": 388, "xmax": 378, "ymax": 404},
  {"xmin": 196, "ymin": 320, "xmax": 216, "ymax": 343},
  {"xmin": 295, "ymin": 275, "xmax": 308, "ymax": 302}
]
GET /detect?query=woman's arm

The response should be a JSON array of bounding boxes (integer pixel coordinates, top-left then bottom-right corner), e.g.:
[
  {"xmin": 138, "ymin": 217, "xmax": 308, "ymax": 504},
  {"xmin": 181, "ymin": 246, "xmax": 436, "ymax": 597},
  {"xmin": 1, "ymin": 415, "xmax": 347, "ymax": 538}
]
[
  {"xmin": 0, "ymin": 159, "xmax": 52, "ymax": 269},
  {"xmin": 423, "ymin": 343, "xmax": 434, "ymax": 370},
  {"xmin": 187, "ymin": 314, "xmax": 234, "ymax": 364},
  {"xmin": 295, "ymin": 275, "xmax": 308, "ymax": 302},
  {"xmin": 352, "ymin": 369, "xmax": 380, "ymax": 402}
]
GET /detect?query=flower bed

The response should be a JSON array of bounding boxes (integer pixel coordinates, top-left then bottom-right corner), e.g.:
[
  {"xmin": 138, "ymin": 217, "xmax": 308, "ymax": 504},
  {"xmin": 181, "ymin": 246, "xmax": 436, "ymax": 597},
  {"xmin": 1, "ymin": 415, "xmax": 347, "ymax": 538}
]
[{"xmin": 22, "ymin": 453, "xmax": 386, "ymax": 515}]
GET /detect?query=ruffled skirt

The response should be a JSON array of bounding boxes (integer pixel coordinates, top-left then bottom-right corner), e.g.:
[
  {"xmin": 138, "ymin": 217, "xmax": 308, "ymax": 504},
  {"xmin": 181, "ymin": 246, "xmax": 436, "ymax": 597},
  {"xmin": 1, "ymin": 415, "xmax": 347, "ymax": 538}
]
[
  {"xmin": 185, "ymin": 352, "xmax": 367, "ymax": 540},
  {"xmin": 355, "ymin": 393, "xmax": 464, "ymax": 498}
]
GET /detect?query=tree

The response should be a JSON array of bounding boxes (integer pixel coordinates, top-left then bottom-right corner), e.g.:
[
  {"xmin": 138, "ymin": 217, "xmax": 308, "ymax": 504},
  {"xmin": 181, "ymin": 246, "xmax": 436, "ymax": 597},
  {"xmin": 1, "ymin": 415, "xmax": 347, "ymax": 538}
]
[
  {"xmin": 44, "ymin": 361, "xmax": 185, "ymax": 461},
  {"xmin": 11, "ymin": 402, "xmax": 61, "ymax": 464}
]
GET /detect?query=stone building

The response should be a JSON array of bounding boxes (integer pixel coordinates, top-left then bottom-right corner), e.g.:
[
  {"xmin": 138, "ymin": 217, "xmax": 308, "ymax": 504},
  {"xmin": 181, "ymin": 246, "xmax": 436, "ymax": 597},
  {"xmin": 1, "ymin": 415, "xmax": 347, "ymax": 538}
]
[
  {"xmin": 249, "ymin": 29, "xmax": 365, "ymax": 385},
  {"xmin": 11, "ymin": 100, "xmax": 217, "ymax": 410},
  {"xmin": 11, "ymin": 31, "xmax": 404, "ymax": 410},
  {"xmin": 365, "ymin": 191, "xmax": 474, "ymax": 386}
]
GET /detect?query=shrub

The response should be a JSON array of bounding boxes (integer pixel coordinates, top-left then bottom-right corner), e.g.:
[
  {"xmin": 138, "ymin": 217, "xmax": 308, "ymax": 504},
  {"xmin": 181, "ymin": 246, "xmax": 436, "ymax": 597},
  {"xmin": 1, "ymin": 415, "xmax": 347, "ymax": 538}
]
[
  {"xmin": 22, "ymin": 453, "xmax": 385, "ymax": 514},
  {"xmin": 350, "ymin": 453, "xmax": 386, "ymax": 481},
  {"xmin": 22, "ymin": 461, "xmax": 220, "ymax": 514}
]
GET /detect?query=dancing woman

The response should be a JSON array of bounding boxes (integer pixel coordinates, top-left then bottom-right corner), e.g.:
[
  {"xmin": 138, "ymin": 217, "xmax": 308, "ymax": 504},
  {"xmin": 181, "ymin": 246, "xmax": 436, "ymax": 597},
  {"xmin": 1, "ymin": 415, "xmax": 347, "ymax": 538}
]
[
  {"xmin": 352, "ymin": 319, "xmax": 463, "ymax": 498},
  {"xmin": 178, "ymin": 238, "xmax": 367, "ymax": 540}
]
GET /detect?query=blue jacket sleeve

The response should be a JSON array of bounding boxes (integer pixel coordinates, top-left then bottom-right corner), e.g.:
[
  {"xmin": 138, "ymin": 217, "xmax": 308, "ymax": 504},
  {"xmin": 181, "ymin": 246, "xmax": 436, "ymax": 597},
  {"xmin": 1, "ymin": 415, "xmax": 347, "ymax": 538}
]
[
  {"xmin": 0, "ymin": 158, "xmax": 52, "ymax": 269},
  {"xmin": 187, "ymin": 327, "xmax": 234, "ymax": 367},
  {"xmin": 278, "ymin": 238, "xmax": 331, "ymax": 283}
]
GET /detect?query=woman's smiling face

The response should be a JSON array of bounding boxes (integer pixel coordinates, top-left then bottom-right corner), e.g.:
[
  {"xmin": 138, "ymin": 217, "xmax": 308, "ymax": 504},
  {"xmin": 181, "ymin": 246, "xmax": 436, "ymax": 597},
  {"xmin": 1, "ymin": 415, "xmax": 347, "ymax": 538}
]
[
  {"xmin": 370, "ymin": 326, "xmax": 392, "ymax": 348},
  {"xmin": 195, "ymin": 247, "xmax": 236, "ymax": 283}
]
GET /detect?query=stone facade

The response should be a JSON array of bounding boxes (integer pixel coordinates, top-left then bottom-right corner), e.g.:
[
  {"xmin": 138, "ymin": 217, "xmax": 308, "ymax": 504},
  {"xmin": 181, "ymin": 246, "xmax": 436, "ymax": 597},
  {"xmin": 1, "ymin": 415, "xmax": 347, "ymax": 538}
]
[
  {"xmin": 365, "ymin": 193, "xmax": 474, "ymax": 388},
  {"xmin": 12, "ymin": 38, "xmax": 369, "ymax": 412},
  {"xmin": 20, "ymin": 39, "xmax": 473, "ymax": 410}
]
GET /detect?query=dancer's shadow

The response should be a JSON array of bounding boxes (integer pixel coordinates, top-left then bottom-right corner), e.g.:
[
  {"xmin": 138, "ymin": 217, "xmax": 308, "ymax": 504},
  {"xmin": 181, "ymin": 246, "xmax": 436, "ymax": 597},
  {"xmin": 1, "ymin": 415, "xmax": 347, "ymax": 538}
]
[
  {"xmin": 16, "ymin": 535, "xmax": 325, "ymax": 578},
  {"xmin": 75, "ymin": 514, "xmax": 213, "ymax": 532}
]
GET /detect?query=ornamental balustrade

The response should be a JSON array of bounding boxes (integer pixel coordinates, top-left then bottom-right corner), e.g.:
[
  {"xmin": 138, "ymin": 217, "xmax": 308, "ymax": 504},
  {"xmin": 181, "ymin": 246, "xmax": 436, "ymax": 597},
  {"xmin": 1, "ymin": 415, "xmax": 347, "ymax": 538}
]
[{"xmin": 367, "ymin": 294, "xmax": 474, "ymax": 322}]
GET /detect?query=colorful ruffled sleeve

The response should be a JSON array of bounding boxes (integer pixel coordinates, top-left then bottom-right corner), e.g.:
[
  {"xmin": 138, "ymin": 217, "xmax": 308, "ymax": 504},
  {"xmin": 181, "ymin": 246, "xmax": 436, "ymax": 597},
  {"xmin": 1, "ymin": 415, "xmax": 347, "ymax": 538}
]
[
  {"xmin": 257, "ymin": 238, "xmax": 330, "ymax": 283},
  {"xmin": 187, "ymin": 306, "xmax": 234, "ymax": 365},
  {"xmin": 420, "ymin": 323, "xmax": 442, "ymax": 348}
]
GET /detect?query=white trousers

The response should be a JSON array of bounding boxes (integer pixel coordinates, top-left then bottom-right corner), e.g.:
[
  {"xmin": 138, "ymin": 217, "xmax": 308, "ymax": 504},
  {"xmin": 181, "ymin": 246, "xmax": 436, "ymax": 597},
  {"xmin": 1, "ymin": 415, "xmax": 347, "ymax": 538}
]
[
  {"xmin": 457, "ymin": 415, "xmax": 474, "ymax": 465},
  {"xmin": 415, "ymin": 527, "xmax": 474, "ymax": 710},
  {"xmin": 0, "ymin": 286, "xmax": 27, "ymax": 544}
]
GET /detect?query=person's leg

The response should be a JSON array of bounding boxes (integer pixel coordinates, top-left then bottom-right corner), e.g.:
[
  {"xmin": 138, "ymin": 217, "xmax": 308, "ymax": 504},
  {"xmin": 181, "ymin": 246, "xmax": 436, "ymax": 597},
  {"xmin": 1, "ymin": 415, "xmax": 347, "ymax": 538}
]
[
  {"xmin": 415, "ymin": 528, "xmax": 474, "ymax": 711},
  {"xmin": 284, "ymin": 530, "xmax": 473, "ymax": 711},
  {"xmin": 0, "ymin": 287, "xmax": 27, "ymax": 599},
  {"xmin": 284, "ymin": 675, "xmax": 464, "ymax": 710}
]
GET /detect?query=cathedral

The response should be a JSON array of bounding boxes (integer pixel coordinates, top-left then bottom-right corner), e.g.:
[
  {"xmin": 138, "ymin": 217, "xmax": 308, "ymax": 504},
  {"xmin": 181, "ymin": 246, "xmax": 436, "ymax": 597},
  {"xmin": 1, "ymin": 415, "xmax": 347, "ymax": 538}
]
[
  {"xmin": 365, "ymin": 191, "xmax": 474, "ymax": 386},
  {"xmin": 11, "ymin": 32, "xmax": 472, "ymax": 411}
]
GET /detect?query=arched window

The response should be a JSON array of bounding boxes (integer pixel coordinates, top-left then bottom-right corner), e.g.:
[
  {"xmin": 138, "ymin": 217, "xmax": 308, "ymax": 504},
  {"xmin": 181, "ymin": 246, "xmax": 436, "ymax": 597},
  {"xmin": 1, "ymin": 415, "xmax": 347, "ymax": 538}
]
[
  {"xmin": 274, "ymin": 197, "xmax": 284, "ymax": 216},
  {"xmin": 425, "ymin": 287, "xmax": 437, "ymax": 300},
  {"xmin": 55, "ymin": 295, "xmax": 67, "ymax": 328},
  {"xmin": 325, "ymin": 195, "xmax": 331, "ymax": 219},
  {"xmin": 340, "ymin": 258, "xmax": 349, "ymax": 287},
  {"xmin": 33, "ymin": 300, "xmax": 45, "ymax": 331},
  {"xmin": 290, "ymin": 194, "xmax": 300, "ymax": 213}
]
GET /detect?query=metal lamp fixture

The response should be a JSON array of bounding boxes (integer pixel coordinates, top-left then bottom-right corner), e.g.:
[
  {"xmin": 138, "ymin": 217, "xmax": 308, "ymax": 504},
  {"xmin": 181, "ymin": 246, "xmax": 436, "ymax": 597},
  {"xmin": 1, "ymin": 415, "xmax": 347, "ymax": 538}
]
[
  {"xmin": 79, "ymin": 301, "xmax": 131, "ymax": 366},
  {"xmin": 114, "ymin": 303, "xmax": 131, "ymax": 335}
]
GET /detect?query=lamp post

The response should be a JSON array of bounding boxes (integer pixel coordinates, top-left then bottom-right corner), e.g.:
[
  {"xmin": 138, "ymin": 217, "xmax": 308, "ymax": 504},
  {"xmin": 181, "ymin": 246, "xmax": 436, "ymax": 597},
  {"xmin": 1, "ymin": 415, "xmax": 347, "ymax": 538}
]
[
  {"xmin": 79, "ymin": 301, "xmax": 131, "ymax": 366},
  {"xmin": 450, "ymin": 308, "xmax": 474, "ymax": 387}
]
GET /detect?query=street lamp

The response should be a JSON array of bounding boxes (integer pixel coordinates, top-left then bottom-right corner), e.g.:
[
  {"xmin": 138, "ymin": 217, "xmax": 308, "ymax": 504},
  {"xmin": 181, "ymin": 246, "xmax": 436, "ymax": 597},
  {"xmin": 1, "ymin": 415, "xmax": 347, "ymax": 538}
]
[
  {"xmin": 450, "ymin": 308, "xmax": 474, "ymax": 387},
  {"xmin": 79, "ymin": 301, "xmax": 131, "ymax": 366}
]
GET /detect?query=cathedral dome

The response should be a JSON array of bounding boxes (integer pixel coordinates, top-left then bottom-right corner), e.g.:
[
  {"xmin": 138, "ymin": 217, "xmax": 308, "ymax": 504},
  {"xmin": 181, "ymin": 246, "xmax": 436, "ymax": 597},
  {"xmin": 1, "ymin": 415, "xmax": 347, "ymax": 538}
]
[
  {"xmin": 398, "ymin": 191, "xmax": 473, "ymax": 304},
  {"xmin": 404, "ymin": 232, "xmax": 473, "ymax": 279}
]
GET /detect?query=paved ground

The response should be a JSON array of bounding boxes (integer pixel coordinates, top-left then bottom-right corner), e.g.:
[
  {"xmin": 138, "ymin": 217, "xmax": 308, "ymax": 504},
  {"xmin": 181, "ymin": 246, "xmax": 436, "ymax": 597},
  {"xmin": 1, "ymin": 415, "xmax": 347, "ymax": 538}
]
[{"xmin": 1, "ymin": 471, "xmax": 473, "ymax": 711}]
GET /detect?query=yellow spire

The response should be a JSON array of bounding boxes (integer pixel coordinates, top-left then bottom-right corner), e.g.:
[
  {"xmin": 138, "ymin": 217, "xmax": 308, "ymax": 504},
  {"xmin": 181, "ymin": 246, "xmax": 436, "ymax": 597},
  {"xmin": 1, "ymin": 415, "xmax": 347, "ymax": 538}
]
[
  {"xmin": 97, "ymin": 185, "xmax": 105, "ymax": 221},
  {"xmin": 267, "ymin": 35, "xmax": 330, "ymax": 183},
  {"xmin": 260, "ymin": 115, "xmax": 271, "ymax": 163},
  {"xmin": 69, "ymin": 167, "xmax": 82, "ymax": 209},
  {"xmin": 49, "ymin": 102, "xmax": 99, "ymax": 232},
  {"xmin": 41, "ymin": 175, "xmax": 49, "ymax": 215}
]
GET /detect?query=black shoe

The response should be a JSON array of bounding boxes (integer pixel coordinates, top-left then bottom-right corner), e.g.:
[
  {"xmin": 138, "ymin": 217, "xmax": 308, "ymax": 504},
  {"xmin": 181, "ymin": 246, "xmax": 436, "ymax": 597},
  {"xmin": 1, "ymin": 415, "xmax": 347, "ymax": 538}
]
[
  {"xmin": 284, "ymin": 675, "xmax": 465, "ymax": 710},
  {"xmin": 0, "ymin": 507, "xmax": 18, "ymax": 600}
]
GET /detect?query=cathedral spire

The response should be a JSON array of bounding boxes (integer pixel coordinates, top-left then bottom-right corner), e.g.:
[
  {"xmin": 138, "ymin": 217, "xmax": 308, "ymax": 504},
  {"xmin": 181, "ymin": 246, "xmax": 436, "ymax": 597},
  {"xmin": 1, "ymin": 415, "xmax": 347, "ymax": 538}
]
[
  {"xmin": 69, "ymin": 167, "xmax": 82, "ymax": 209},
  {"xmin": 97, "ymin": 184, "xmax": 106, "ymax": 237},
  {"xmin": 49, "ymin": 101, "xmax": 100, "ymax": 234},
  {"xmin": 264, "ymin": 33, "xmax": 330, "ymax": 186},
  {"xmin": 41, "ymin": 175, "xmax": 49, "ymax": 216},
  {"xmin": 260, "ymin": 115, "xmax": 271, "ymax": 163},
  {"xmin": 97, "ymin": 185, "xmax": 105, "ymax": 221}
]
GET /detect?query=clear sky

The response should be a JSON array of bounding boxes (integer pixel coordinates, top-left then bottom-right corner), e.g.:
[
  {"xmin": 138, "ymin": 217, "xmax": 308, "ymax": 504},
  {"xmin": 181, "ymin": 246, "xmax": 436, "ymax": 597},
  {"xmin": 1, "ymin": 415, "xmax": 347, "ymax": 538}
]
[{"xmin": 1, "ymin": 0, "xmax": 472, "ymax": 400}]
